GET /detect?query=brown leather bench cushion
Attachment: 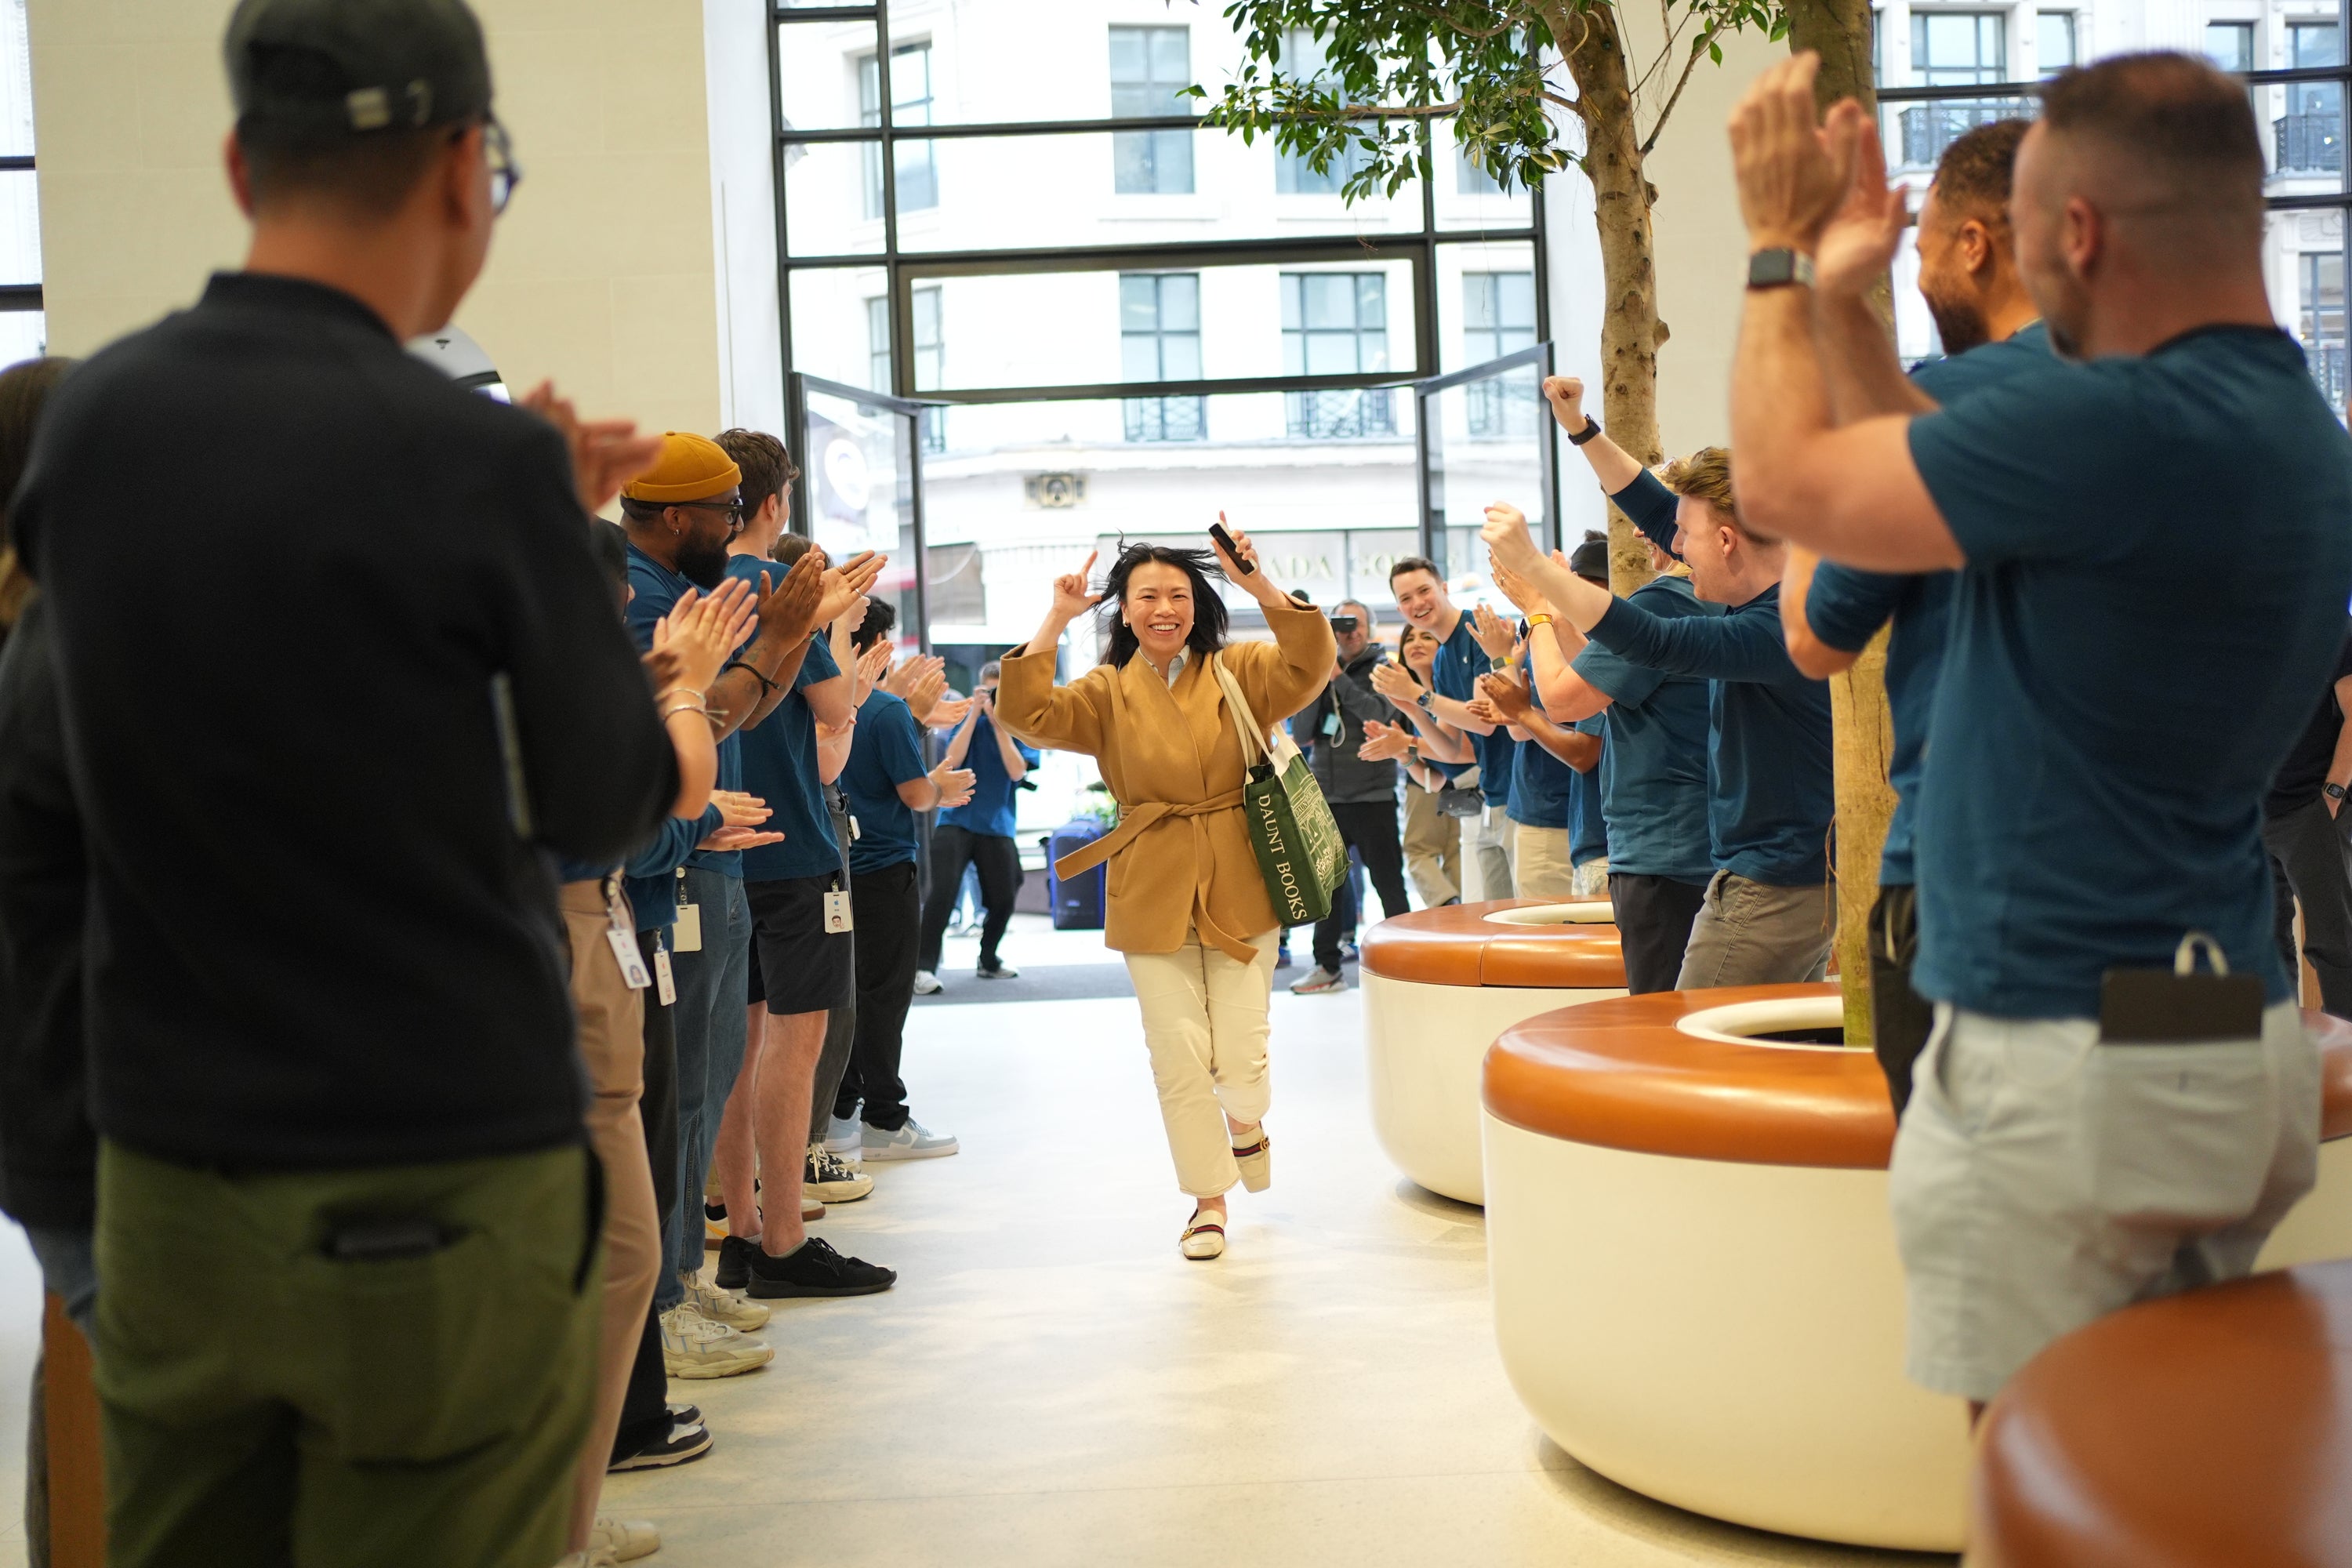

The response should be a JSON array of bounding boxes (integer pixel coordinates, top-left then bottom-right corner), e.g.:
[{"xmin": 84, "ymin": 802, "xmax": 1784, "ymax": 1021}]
[
  {"xmin": 1973, "ymin": 1256, "xmax": 2352, "ymax": 1568},
  {"xmin": 1484, "ymin": 990, "xmax": 2352, "ymax": 1169},
  {"xmin": 1358, "ymin": 898, "xmax": 1625, "ymax": 989}
]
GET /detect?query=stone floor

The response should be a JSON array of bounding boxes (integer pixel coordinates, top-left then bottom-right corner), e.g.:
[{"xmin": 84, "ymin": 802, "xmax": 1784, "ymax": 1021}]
[{"xmin": 0, "ymin": 918, "xmax": 1955, "ymax": 1567}]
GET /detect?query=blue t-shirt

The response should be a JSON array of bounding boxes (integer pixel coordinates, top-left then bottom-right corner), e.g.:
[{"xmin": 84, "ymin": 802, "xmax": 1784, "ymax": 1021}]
[
  {"xmin": 1804, "ymin": 322, "xmax": 2055, "ymax": 887},
  {"xmin": 1906, "ymin": 325, "xmax": 2352, "ymax": 1018},
  {"xmin": 625, "ymin": 542, "xmax": 746, "ymax": 877},
  {"xmin": 937, "ymin": 709, "xmax": 1039, "ymax": 840},
  {"xmin": 1430, "ymin": 613, "xmax": 1516, "ymax": 804},
  {"xmin": 1506, "ymin": 686, "xmax": 1577, "ymax": 831},
  {"xmin": 1590, "ymin": 470, "xmax": 1834, "ymax": 887},
  {"xmin": 1571, "ymin": 572, "xmax": 1715, "ymax": 884},
  {"xmin": 840, "ymin": 688, "xmax": 928, "ymax": 874},
  {"xmin": 724, "ymin": 554, "xmax": 843, "ymax": 883},
  {"xmin": 1569, "ymin": 714, "xmax": 1609, "ymax": 866}
]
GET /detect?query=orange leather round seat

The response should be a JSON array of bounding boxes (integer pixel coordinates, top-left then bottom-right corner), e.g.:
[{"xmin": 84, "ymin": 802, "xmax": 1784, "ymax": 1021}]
[
  {"xmin": 1359, "ymin": 898, "xmax": 1624, "ymax": 989},
  {"xmin": 1483, "ymin": 989, "xmax": 2352, "ymax": 1170},
  {"xmin": 1973, "ymin": 1256, "xmax": 2352, "ymax": 1568}
]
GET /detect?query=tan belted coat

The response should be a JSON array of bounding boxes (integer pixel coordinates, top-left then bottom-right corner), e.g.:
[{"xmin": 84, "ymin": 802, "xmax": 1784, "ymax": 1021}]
[{"xmin": 995, "ymin": 597, "xmax": 1337, "ymax": 962}]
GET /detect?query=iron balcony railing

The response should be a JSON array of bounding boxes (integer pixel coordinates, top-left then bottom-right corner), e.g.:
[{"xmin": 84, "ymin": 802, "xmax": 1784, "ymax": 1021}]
[
  {"xmin": 2278, "ymin": 111, "xmax": 2344, "ymax": 174},
  {"xmin": 1897, "ymin": 99, "xmax": 2020, "ymax": 169}
]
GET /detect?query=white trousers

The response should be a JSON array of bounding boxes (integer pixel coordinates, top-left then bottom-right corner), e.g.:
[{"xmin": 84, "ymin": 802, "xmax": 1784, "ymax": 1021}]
[{"xmin": 1123, "ymin": 926, "xmax": 1279, "ymax": 1197}]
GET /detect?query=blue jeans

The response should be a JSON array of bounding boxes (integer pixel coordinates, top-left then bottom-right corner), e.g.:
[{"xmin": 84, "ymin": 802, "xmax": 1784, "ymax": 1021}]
[{"xmin": 659, "ymin": 869, "xmax": 751, "ymax": 1308}]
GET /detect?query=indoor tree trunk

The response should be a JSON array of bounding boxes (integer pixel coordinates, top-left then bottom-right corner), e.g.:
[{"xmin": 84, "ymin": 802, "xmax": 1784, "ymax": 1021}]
[
  {"xmin": 1548, "ymin": 0, "xmax": 1664, "ymax": 597},
  {"xmin": 1786, "ymin": 0, "xmax": 1895, "ymax": 1044}
]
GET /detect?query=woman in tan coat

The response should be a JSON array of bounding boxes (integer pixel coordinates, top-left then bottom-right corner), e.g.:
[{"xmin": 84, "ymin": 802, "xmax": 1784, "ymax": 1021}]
[{"xmin": 996, "ymin": 528, "xmax": 1334, "ymax": 1258}]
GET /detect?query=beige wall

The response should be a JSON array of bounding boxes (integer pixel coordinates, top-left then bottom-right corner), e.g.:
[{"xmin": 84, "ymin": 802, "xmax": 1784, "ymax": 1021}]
[
  {"xmin": 1632, "ymin": 25, "xmax": 1784, "ymax": 459},
  {"xmin": 27, "ymin": 0, "xmax": 724, "ymax": 437}
]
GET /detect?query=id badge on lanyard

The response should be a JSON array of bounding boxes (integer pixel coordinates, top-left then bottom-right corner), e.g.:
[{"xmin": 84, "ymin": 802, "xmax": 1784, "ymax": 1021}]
[
  {"xmin": 671, "ymin": 866, "xmax": 702, "ymax": 953},
  {"xmin": 603, "ymin": 877, "xmax": 652, "ymax": 991}
]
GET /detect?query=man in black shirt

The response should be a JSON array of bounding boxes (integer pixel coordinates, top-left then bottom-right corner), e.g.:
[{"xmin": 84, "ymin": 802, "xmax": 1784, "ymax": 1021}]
[
  {"xmin": 8, "ymin": 4, "xmax": 677, "ymax": 1563},
  {"xmin": 2266, "ymin": 622, "xmax": 2352, "ymax": 1016}
]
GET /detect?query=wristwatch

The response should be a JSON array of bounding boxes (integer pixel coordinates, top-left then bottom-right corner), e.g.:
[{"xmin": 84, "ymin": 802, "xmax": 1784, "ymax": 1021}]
[
  {"xmin": 1569, "ymin": 416, "xmax": 1604, "ymax": 448},
  {"xmin": 1490, "ymin": 656, "xmax": 1512, "ymax": 674},
  {"xmin": 1528, "ymin": 613, "xmax": 1555, "ymax": 629},
  {"xmin": 2328, "ymin": 782, "xmax": 2347, "ymax": 803},
  {"xmin": 1747, "ymin": 247, "xmax": 1817, "ymax": 291},
  {"xmin": 1416, "ymin": 689, "xmax": 1436, "ymax": 713}
]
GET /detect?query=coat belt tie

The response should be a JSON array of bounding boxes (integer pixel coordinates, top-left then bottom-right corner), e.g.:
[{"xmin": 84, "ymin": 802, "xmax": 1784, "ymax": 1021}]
[{"xmin": 1054, "ymin": 789, "xmax": 1261, "ymax": 964}]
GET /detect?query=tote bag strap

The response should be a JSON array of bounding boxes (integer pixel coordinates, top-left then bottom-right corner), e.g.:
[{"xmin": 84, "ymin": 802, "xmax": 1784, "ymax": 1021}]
[{"xmin": 1210, "ymin": 652, "xmax": 1270, "ymax": 770}]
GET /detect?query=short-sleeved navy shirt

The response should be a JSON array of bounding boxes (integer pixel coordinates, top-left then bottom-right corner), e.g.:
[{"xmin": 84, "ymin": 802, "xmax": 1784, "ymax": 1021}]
[
  {"xmin": 724, "ymin": 554, "xmax": 843, "ymax": 883},
  {"xmin": 1430, "ymin": 612, "xmax": 1516, "ymax": 804},
  {"xmin": 626, "ymin": 542, "xmax": 746, "ymax": 877},
  {"xmin": 1804, "ymin": 322, "xmax": 2054, "ymax": 887},
  {"xmin": 1569, "ymin": 714, "xmax": 1608, "ymax": 866},
  {"xmin": 1906, "ymin": 325, "xmax": 2352, "ymax": 1018},
  {"xmin": 1506, "ymin": 691, "xmax": 1577, "ymax": 832},
  {"xmin": 1571, "ymin": 573, "xmax": 1715, "ymax": 884},
  {"xmin": 840, "ymin": 689, "xmax": 928, "ymax": 873},
  {"xmin": 937, "ymin": 710, "xmax": 1040, "ymax": 840}
]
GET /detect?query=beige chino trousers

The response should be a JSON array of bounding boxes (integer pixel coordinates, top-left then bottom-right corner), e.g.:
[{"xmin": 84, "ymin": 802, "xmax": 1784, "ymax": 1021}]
[
  {"xmin": 1123, "ymin": 926, "xmax": 1280, "ymax": 1197},
  {"xmin": 557, "ymin": 881, "xmax": 662, "ymax": 1553}
]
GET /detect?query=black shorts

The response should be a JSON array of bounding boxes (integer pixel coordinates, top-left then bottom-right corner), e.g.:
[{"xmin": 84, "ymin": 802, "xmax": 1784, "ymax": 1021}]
[{"xmin": 746, "ymin": 873, "xmax": 854, "ymax": 1018}]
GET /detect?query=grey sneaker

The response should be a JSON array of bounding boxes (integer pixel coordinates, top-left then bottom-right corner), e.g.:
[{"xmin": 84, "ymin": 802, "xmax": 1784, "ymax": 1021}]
[
  {"xmin": 862, "ymin": 1118, "xmax": 960, "ymax": 1160},
  {"xmin": 806, "ymin": 1142, "xmax": 874, "ymax": 1202},
  {"xmin": 912, "ymin": 970, "xmax": 942, "ymax": 995},
  {"xmin": 1290, "ymin": 965, "xmax": 1347, "ymax": 995}
]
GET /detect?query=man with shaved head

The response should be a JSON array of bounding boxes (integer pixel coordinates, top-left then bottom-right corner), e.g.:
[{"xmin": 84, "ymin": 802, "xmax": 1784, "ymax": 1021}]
[{"xmin": 1701, "ymin": 52, "xmax": 2352, "ymax": 1406}]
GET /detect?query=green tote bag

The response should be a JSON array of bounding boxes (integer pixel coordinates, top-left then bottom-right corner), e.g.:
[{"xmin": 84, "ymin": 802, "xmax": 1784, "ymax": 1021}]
[{"xmin": 1211, "ymin": 652, "xmax": 1349, "ymax": 927}]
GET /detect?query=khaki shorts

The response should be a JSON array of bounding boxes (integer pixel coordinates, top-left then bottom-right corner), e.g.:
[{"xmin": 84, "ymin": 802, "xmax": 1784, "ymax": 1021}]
[{"xmin": 1889, "ymin": 999, "xmax": 2320, "ymax": 1402}]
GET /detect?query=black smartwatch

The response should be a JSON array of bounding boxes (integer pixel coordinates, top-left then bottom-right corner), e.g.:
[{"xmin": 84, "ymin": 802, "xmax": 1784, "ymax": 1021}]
[
  {"xmin": 2328, "ymin": 782, "xmax": 2347, "ymax": 804},
  {"xmin": 1569, "ymin": 416, "xmax": 1604, "ymax": 447},
  {"xmin": 1747, "ymin": 247, "xmax": 1817, "ymax": 291}
]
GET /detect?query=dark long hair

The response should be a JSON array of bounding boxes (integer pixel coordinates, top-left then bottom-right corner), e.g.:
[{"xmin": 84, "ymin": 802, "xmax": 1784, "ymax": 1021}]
[{"xmin": 1098, "ymin": 540, "xmax": 1228, "ymax": 669}]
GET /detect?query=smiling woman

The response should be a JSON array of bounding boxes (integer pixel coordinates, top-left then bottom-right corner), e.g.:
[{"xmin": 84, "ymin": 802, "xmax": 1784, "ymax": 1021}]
[{"xmin": 994, "ymin": 523, "xmax": 1334, "ymax": 1261}]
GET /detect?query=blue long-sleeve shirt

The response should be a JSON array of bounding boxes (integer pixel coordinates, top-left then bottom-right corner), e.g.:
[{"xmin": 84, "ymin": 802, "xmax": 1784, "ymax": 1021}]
[
  {"xmin": 1585, "ymin": 470, "xmax": 1834, "ymax": 886},
  {"xmin": 624, "ymin": 806, "xmax": 720, "ymax": 934}
]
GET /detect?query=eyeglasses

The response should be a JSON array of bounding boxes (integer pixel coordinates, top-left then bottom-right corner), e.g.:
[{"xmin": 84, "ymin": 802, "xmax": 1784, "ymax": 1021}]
[
  {"xmin": 670, "ymin": 496, "xmax": 747, "ymax": 529},
  {"xmin": 483, "ymin": 116, "xmax": 521, "ymax": 215},
  {"xmin": 1329, "ymin": 615, "xmax": 1361, "ymax": 633}
]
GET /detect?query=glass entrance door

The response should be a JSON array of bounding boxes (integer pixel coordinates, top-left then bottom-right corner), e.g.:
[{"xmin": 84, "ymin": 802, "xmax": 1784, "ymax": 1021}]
[
  {"xmin": 1414, "ymin": 343, "xmax": 1555, "ymax": 581},
  {"xmin": 789, "ymin": 372, "xmax": 931, "ymax": 654}
]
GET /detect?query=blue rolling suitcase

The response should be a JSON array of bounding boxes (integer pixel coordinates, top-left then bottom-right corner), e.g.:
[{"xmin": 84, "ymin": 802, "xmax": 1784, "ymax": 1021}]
[{"xmin": 1045, "ymin": 821, "xmax": 1107, "ymax": 931}]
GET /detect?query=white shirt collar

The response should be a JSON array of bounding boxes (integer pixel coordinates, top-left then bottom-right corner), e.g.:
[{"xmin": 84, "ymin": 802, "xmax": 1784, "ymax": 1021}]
[{"xmin": 1157, "ymin": 647, "xmax": 1189, "ymax": 685}]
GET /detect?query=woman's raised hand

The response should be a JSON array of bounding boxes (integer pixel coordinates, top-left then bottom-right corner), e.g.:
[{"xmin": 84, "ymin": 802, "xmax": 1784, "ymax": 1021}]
[
  {"xmin": 1051, "ymin": 550, "xmax": 1103, "ymax": 619},
  {"xmin": 1210, "ymin": 512, "xmax": 1282, "ymax": 604}
]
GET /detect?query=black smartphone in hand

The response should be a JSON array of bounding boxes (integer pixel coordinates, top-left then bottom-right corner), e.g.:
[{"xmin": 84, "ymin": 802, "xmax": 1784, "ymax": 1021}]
[{"xmin": 1210, "ymin": 520, "xmax": 1254, "ymax": 575}]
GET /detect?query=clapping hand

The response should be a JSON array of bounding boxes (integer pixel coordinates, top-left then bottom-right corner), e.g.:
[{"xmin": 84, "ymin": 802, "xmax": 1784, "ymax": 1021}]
[
  {"xmin": 815, "ymin": 552, "xmax": 887, "ymax": 626},
  {"xmin": 1813, "ymin": 95, "xmax": 1907, "ymax": 300},
  {"xmin": 926, "ymin": 690, "xmax": 974, "ymax": 729},
  {"xmin": 929, "ymin": 760, "xmax": 978, "ymax": 810},
  {"xmin": 698, "ymin": 789, "xmax": 783, "ymax": 851},
  {"xmin": 1470, "ymin": 602, "xmax": 1518, "ymax": 659},
  {"xmin": 1727, "ymin": 53, "xmax": 1862, "ymax": 253},
  {"xmin": 652, "ymin": 577, "xmax": 759, "ymax": 696},
  {"xmin": 1492, "ymin": 561, "xmax": 1554, "ymax": 618},
  {"xmin": 1481, "ymin": 501, "xmax": 1541, "ymax": 575},
  {"xmin": 851, "ymin": 637, "xmax": 893, "ymax": 706},
  {"xmin": 1369, "ymin": 659, "xmax": 1422, "ymax": 706},
  {"xmin": 1476, "ymin": 667, "xmax": 1536, "ymax": 724},
  {"xmin": 750, "ymin": 550, "xmax": 825, "ymax": 647},
  {"xmin": 884, "ymin": 652, "xmax": 944, "ymax": 702},
  {"xmin": 1358, "ymin": 718, "xmax": 1416, "ymax": 762},
  {"xmin": 519, "ymin": 381, "xmax": 666, "ymax": 516}
]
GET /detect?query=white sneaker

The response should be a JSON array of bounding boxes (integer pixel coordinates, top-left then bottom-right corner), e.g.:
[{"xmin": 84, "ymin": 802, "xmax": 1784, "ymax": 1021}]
[
  {"xmin": 684, "ymin": 1274, "xmax": 771, "ymax": 1332},
  {"xmin": 823, "ymin": 1113, "xmax": 863, "ymax": 1159},
  {"xmin": 591, "ymin": 1518, "xmax": 660, "ymax": 1563},
  {"xmin": 911, "ymin": 970, "xmax": 942, "ymax": 995},
  {"xmin": 862, "ymin": 1119, "xmax": 959, "ymax": 1161},
  {"xmin": 806, "ymin": 1142, "xmax": 875, "ymax": 1202},
  {"xmin": 659, "ymin": 1303, "xmax": 774, "ymax": 1380}
]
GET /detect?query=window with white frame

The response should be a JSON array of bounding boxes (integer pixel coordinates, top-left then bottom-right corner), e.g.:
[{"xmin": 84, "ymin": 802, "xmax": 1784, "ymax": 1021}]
[
  {"xmin": 1275, "ymin": 31, "xmax": 1372, "ymax": 195},
  {"xmin": 2287, "ymin": 20, "xmax": 2344, "ymax": 175},
  {"xmin": 1462, "ymin": 272, "xmax": 1536, "ymax": 437},
  {"xmin": 2035, "ymin": 12, "xmax": 2076, "ymax": 75},
  {"xmin": 2205, "ymin": 20, "xmax": 2255, "ymax": 72},
  {"xmin": 1899, "ymin": 13, "xmax": 2011, "ymax": 169},
  {"xmin": 1120, "ymin": 272, "xmax": 1206, "ymax": 441},
  {"xmin": 859, "ymin": 43, "xmax": 936, "ymax": 219},
  {"xmin": 866, "ymin": 288, "xmax": 945, "ymax": 451},
  {"xmin": 1282, "ymin": 273, "xmax": 1392, "ymax": 437},
  {"xmin": 1110, "ymin": 26, "xmax": 1192, "ymax": 195}
]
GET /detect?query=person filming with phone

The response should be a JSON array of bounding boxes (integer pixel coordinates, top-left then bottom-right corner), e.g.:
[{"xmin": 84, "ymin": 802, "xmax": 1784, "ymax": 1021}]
[
  {"xmin": 994, "ymin": 523, "xmax": 1334, "ymax": 1261},
  {"xmin": 1286, "ymin": 601, "xmax": 1412, "ymax": 996}
]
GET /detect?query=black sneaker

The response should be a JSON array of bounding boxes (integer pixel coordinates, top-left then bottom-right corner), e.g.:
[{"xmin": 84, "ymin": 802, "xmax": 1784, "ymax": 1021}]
[
  {"xmin": 743, "ymin": 1236, "xmax": 897, "ymax": 1299},
  {"xmin": 607, "ymin": 1417, "xmax": 713, "ymax": 1472},
  {"xmin": 714, "ymin": 1233, "xmax": 760, "ymax": 1292}
]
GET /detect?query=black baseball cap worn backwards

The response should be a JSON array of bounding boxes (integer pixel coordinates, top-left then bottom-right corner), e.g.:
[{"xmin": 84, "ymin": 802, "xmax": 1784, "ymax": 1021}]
[{"xmin": 226, "ymin": 0, "xmax": 493, "ymax": 135}]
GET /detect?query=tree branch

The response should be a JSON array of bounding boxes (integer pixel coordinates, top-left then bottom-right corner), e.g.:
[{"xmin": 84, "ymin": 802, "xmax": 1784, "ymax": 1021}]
[{"xmin": 1638, "ymin": 24, "xmax": 1716, "ymax": 154}]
